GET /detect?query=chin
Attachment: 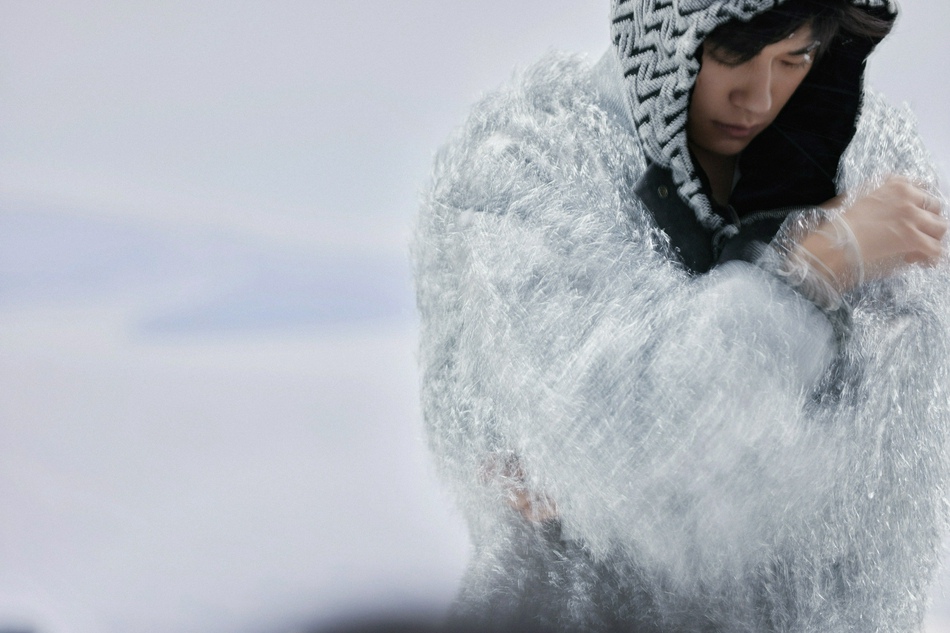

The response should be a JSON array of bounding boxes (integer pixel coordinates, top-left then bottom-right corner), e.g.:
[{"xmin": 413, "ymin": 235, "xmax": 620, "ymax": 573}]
[
  {"xmin": 710, "ymin": 138, "xmax": 751, "ymax": 158},
  {"xmin": 690, "ymin": 132, "xmax": 750, "ymax": 160}
]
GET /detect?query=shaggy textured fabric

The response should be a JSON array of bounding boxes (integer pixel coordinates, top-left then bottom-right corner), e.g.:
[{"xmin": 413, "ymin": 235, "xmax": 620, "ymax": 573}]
[{"xmin": 412, "ymin": 2, "xmax": 950, "ymax": 631}]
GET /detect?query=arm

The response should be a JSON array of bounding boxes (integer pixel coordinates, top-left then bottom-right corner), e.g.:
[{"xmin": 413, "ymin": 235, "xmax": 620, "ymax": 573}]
[
  {"xmin": 778, "ymin": 176, "xmax": 946, "ymax": 309},
  {"xmin": 814, "ymin": 90, "xmax": 948, "ymax": 287}
]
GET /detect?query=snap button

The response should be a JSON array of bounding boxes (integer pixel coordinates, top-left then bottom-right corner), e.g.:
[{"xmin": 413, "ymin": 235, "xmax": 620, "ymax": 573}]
[{"xmin": 657, "ymin": 185, "xmax": 669, "ymax": 199}]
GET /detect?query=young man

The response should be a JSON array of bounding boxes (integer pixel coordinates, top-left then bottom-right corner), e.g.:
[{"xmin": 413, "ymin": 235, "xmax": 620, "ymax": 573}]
[{"xmin": 413, "ymin": 0, "xmax": 950, "ymax": 630}]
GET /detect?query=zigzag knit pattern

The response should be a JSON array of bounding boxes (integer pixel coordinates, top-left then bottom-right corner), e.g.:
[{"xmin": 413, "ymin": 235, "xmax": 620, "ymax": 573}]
[{"xmin": 610, "ymin": 0, "xmax": 896, "ymax": 231}]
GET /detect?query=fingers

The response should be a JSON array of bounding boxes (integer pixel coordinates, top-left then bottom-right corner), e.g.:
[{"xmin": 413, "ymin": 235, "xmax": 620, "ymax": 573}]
[
  {"xmin": 489, "ymin": 454, "xmax": 559, "ymax": 522},
  {"xmin": 903, "ymin": 229, "xmax": 944, "ymax": 266},
  {"xmin": 507, "ymin": 486, "xmax": 558, "ymax": 522},
  {"xmin": 919, "ymin": 191, "xmax": 944, "ymax": 216},
  {"xmin": 841, "ymin": 176, "xmax": 948, "ymax": 280},
  {"xmin": 885, "ymin": 175, "xmax": 943, "ymax": 215},
  {"xmin": 886, "ymin": 176, "xmax": 946, "ymax": 258},
  {"xmin": 911, "ymin": 202, "xmax": 950, "ymax": 240},
  {"xmin": 907, "ymin": 185, "xmax": 947, "ymax": 261}
]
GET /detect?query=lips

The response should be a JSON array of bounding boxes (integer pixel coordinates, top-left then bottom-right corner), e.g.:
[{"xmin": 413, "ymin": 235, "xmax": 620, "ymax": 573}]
[{"xmin": 713, "ymin": 121, "xmax": 761, "ymax": 139}]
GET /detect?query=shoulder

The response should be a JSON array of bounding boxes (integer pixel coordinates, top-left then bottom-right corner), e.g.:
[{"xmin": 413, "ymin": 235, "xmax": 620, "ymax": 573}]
[
  {"xmin": 843, "ymin": 88, "xmax": 936, "ymax": 183},
  {"xmin": 426, "ymin": 52, "xmax": 644, "ymax": 217},
  {"xmin": 852, "ymin": 89, "xmax": 919, "ymax": 148}
]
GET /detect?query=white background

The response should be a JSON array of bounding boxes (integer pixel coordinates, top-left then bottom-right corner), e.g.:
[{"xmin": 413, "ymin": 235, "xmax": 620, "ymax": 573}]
[{"xmin": 0, "ymin": 2, "xmax": 948, "ymax": 632}]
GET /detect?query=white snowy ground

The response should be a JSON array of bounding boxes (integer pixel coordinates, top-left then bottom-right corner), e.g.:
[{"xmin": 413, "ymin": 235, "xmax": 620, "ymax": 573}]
[{"xmin": 0, "ymin": 2, "xmax": 948, "ymax": 632}]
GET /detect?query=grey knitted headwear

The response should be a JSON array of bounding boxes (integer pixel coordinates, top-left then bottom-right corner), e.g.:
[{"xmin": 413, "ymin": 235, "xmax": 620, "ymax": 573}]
[{"xmin": 610, "ymin": 0, "xmax": 898, "ymax": 230}]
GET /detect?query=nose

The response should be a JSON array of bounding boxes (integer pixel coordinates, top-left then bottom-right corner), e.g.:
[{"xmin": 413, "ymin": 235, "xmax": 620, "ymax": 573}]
[{"xmin": 730, "ymin": 61, "xmax": 773, "ymax": 115}]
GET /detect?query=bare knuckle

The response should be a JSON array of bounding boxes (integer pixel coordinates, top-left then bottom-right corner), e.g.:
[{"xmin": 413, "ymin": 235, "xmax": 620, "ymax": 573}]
[
  {"xmin": 894, "ymin": 180, "xmax": 914, "ymax": 195},
  {"xmin": 899, "ymin": 201, "xmax": 917, "ymax": 217}
]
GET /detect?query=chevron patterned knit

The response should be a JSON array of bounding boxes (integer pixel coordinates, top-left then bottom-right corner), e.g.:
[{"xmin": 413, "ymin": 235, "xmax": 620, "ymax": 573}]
[{"xmin": 610, "ymin": 0, "xmax": 897, "ymax": 232}]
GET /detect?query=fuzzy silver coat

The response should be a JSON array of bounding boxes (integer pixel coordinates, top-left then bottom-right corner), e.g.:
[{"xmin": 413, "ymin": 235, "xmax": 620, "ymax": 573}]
[{"xmin": 412, "ymin": 13, "xmax": 950, "ymax": 633}]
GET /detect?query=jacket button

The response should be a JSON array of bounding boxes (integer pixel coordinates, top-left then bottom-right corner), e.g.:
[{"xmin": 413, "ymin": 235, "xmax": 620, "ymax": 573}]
[{"xmin": 657, "ymin": 185, "xmax": 669, "ymax": 199}]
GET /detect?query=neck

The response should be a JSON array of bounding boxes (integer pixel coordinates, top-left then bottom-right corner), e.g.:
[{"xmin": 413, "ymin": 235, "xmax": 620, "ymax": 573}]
[{"xmin": 690, "ymin": 144, "xmax": 738, "ymax": 207}]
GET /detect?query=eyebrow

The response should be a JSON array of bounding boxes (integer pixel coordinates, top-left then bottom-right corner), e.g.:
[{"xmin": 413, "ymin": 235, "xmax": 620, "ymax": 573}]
[{"xmin": 789, "ymin": 40, "xmax": 822, "ymax": 55}]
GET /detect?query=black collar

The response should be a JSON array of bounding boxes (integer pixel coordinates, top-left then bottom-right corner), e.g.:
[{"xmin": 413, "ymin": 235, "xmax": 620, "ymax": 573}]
[{"xmin": 633, "ymin": 162, "xmax": 729, "ymax": 274}]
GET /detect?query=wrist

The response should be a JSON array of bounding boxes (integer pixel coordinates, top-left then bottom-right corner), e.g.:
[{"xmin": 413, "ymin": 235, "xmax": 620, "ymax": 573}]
[
  {"xmin": 798, "ymin": 231, "xmax": 849, "ymax": 291},
  {"xmin": 798, "ymin": 215, "xmax": 864, "ymax": 292}
]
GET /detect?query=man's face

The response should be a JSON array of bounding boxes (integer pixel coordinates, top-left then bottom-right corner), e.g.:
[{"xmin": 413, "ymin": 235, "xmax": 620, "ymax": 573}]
[{"xmin": 687, "ymin": 26, "xmax": 819, "ymax": 160}]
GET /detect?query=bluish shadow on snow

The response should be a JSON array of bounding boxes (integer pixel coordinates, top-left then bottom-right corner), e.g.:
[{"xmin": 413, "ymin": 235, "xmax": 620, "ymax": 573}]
[
  {"xmin": 140, "ymin": 252, "xmax": 413, "ymax": 333},
  {"xmin": 0, "ymin": 209, "xmax": 175, "ymax": 303},
  {"xmin": 0, "ymin": 207, "xmax": 414, "ymax": 333}
]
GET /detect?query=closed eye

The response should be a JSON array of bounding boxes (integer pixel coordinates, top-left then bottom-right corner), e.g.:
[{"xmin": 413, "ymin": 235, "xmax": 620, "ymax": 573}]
[
  {"xmin": 781, "ymin": 58, "xmax": 811, "ymax": 69},
  {"xmin": 704, "ymin": 46, "xmax": 747, "ymax": 68}
]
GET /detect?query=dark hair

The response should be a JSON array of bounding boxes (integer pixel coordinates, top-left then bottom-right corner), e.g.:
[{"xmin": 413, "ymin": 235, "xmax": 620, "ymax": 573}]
[{"xmin": 704, "ymin": 0, "xmax": 893, "ymax": 64}]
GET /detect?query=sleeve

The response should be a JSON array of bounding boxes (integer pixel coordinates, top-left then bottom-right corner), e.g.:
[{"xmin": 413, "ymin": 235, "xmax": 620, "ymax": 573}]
[
  {"xmin": 439, "ymin": 199, "xmax": 839, "ymax": 577},
  {"xmin": 413, "ymin": 82, "xmax": 950, "ymax": 623}
]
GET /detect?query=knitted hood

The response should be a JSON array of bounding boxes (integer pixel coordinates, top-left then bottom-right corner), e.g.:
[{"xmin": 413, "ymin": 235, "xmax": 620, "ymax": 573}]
[{"xmin": 611, "ymin": 0, "xmax": 897, "ymax": 231}]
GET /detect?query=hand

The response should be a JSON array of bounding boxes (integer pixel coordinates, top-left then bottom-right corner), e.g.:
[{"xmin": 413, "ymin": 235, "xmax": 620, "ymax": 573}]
[
  {"xmin": 802, "ymin": 176, "xmax": 947, "ymax": 291},
  {"xmin": 481, "ymin": 454, "xmax": 558, "ymax": 523}
]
